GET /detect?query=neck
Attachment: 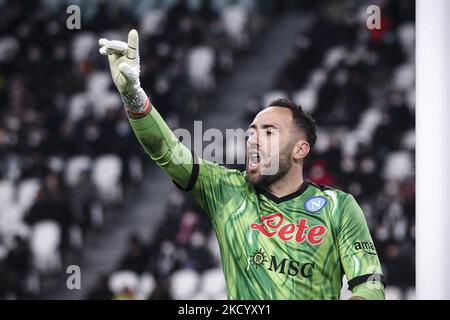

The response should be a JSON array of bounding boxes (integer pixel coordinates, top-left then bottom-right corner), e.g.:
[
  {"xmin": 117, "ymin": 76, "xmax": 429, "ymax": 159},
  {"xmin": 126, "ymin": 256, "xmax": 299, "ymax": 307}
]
[{"xmin": 264, "ymin": 167, "xmax": 304, "ymax": 198}]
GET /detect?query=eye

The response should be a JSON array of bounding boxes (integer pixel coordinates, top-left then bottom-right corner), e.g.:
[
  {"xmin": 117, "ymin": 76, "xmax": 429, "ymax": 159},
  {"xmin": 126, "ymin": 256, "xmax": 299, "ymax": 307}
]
[{"xmin": 266, "ymin": 130, "xmax": 272, "ymax": 136}]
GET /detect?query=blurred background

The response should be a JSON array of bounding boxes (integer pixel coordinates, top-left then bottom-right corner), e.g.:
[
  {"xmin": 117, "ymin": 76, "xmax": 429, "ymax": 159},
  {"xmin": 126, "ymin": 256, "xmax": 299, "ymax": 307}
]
[{"xmin": 0, "ymin": 0, "xmax": 415, "ymax": 300}]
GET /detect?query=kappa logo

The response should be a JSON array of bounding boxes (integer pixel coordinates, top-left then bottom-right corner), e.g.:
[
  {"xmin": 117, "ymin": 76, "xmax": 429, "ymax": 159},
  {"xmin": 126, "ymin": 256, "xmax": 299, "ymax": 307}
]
[{"xmin": 304, "ymin": 196, "xmax": 327, "ymax": 213}]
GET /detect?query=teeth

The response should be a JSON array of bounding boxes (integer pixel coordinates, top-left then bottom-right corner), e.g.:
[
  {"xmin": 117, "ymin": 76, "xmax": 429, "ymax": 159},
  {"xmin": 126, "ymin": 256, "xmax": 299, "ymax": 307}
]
[{"xmin": 249, "ymin": 154, "xmax": 260, "ymax": 166}]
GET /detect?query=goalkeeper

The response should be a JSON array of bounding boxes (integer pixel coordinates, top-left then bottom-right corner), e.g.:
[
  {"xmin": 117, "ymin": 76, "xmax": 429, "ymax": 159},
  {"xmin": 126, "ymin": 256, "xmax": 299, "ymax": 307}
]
[{"xmin": 99, "ymin": 30, "xmax": 385, "ymax": 300}]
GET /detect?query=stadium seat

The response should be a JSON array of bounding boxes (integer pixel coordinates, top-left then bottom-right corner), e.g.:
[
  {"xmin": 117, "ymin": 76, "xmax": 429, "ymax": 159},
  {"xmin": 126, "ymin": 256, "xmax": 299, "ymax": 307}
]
[
  {"xmin": 86, "ymin": 72, "xmax": 121, "ymax": 119},
  {"xmin": 323, "ymin": 46, "xmax": 346, "ymax": 69},
  {"xmin": 292, "ymin": 88, "xmax": 318, "ymax": 114},
  {"xmin": 91, "ymin": 155, "xmax": 123, "ymax": 205},
  {"xmin": 199, "ymin": 268, "xmax": 226, "ymax": 299},
  {"xmin": 262, "ymin": 90, "xmax": 289, "ymax": 107},
  {"xmin": 68, "ymin": 93, "xmax": 90, "ymax": 123},
  {"xmin": 406, "ymin": 287, "xmax": 416, "ymax": 300},
  {"xmin": 0, "ymin": 36, "xmax": 19, "ymax": 62},
  {"xmin": 89, "ymin": 201, "xmax": 104, "ymax": 229},
  {"xmin": 17, "ymin": 178, "xmax": 41, "ymax": 212},
  {"xmin": 392, "ymin": 63, "xmax": 415, "ymax": 91},
  {"xmin": 90, "ymin": 91, "xmax": 121, "ymax": 119},
  {"xmin": 397, "ymin": 23, "xmax": 415, "ymax": 56},
  {"xmin": 69, "ymin": 224, "xmax": 84, "ymax": 251},
  {"xmin": 313, "ymin": 130, "xmax": 330, "ymax": 154},
  {"xmin": 187, "ymin": 46, "xmax": 215, "ymax": 92},
  {"xmin": 71, "ymin": 33, "xmax": 97, "ymax": 63},
  {"xmin": 385, "ymin": 286, "xmax": 402, "ymax": 300},
  {"xmin": 356, "ymin": 108, "xmax": 383, "ymax": 143},
  {"xmin": 109, "ymin": 270, "xmax": 139, "ymax": 295},
  {"xmin": 341, "ymin": 132, "xmax": 360, "ymax": 157},
  {"xmin": 401, "ymin": 129, "xmax": 415, "ymax": 151},
  {"xmin": 65, "ymin": 156, "xmax": 92, "ymax": 187},
  {"xmin": 0, "ymin": 204, "xmax": 30, "ymax": 247},
  {"xmin": 136, "ymin": 272, "xmax": 156, "ymax": 300},
  {"xmin": 191, "ymin": 291, "xmax": 210, "ymax": 300},
  {"xmin": 30, "ymin": 221, "xmax": 62, "ymax": 274},
  {"xmin": 0, "ymin": 244, "xmax": 8, "ymax": 260},
  {"xmin": 128, "ymin": 156, "xmax": 144, "ymax": 184},
  {"xmin": 47, "ymin": 156, "xmax": 65, "ymax": 174},
  {"xmin": 308, "ymin": 68, "xmax": 327, "ymax": 90},
  {"xmin": 392, "ymin": 215, "xmax": 408, "ymax": 241},
  {"xmin": 169, "ymin": 269, "xmax": 200, "ymax": 300},
  {"xmin": 140, "ymin": 10, "xmax": 166, "ymax": 36},
  {"xmin": 383, "ymin": 151, "xmax": 413, "ymax": 181},
  {"xmin": 0, "ymin": 179, "xmax": 14, "ymax": 210},
  {"xmin": 222, "ymin": 5, "xmax": 249, "ymax": 49},
  {"xmin": 0, "ymin": 204, "xmax": 24, "ymax": 230},
  {"xmin": 87, "ymin": 71, "xmax": 112, "ymax": 95},
  {"xmin": 212, "ymin": 289, "xmax": 228, "ymax": 300}
]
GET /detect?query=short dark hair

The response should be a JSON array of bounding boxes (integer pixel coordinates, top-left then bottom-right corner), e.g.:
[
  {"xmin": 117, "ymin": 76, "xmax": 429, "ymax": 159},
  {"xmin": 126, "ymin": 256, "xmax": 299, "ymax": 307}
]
[{"xmin": 268, "ymin": 98, "xmax": 317, "ymax": 150}]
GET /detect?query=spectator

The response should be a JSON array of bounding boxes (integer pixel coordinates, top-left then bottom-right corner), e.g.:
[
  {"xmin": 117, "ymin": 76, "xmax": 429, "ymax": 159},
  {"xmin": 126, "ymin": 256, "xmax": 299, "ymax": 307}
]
[{"xmin": 117, "ymin": 234, "xmax": 149, "ymax": 274}]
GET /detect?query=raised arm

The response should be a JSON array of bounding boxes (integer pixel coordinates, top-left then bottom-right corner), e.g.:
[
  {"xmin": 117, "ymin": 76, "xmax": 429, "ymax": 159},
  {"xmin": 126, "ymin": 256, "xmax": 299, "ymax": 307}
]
[{"xmin": 98, "ymin": 29, "xmax": 195, "ymax": 190}]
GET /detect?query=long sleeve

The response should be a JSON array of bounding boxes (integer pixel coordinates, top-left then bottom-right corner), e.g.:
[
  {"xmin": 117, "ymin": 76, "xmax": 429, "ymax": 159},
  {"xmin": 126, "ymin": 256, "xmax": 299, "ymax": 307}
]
[
  {"xmin": 127, "ymin": 103, "xmax": 246, "ymax": 222},
  {"xmin": 128, "ymin": 104, "xmax": 195, "ymax": 190}
]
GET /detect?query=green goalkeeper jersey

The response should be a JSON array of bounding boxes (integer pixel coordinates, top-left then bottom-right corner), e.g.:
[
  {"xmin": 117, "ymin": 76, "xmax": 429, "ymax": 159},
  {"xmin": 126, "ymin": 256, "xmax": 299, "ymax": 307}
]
[{"xmin": 129, "ymin": 105, "xmax": 385, "ymax": 300}]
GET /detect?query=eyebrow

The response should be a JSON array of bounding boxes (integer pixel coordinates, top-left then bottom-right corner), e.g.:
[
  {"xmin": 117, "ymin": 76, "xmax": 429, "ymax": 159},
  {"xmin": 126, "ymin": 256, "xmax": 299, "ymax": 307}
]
[{"xmin": 248, "ymin": 124, "xmax": 278, "ymax": 130}]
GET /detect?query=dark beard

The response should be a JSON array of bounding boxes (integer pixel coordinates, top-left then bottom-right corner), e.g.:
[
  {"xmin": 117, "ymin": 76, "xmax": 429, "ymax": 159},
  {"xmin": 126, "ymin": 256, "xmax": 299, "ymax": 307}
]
[{"xmin": 246, "ymin": 148, "xmax": 293, "ymax": 188}]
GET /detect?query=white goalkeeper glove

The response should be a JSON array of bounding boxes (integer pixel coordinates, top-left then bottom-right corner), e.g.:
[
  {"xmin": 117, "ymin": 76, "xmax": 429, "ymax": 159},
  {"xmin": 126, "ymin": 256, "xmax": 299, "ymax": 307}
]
[{"xmin": 99, "ymin": 29, "xmax": 149, "ymax": 115}]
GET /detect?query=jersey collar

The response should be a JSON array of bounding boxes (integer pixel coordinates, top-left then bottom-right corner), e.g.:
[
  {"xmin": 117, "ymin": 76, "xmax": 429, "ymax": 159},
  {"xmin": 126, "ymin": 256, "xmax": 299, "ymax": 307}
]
[{"xmin": 256, "ymin": 180, "xmax": 310, "ymax": 204}]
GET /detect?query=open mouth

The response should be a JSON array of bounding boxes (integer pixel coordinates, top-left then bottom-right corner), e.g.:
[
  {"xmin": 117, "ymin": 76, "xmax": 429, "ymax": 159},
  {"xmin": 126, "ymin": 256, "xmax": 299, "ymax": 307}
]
[{"xmin": 248, "ymin": 152, "xmax": 261, "ymax": 171}]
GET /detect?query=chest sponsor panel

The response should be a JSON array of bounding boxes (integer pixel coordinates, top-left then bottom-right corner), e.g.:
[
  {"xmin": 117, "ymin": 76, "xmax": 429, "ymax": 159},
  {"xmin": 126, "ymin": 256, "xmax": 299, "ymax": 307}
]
[{"xmin": 250, "ymin": 212, "xmax": 328, "ymax": 245}]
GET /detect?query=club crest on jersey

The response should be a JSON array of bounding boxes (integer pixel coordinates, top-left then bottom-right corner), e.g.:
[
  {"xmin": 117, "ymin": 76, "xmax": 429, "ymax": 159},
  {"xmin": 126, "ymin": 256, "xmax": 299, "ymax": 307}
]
[{"xmin": 304, "ymin": 196, "xmax": 327, "ymax": 213}]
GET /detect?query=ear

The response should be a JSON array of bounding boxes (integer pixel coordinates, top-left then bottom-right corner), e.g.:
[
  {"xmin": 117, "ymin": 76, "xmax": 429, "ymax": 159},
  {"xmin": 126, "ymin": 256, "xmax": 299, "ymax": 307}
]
[{"xmin": 292, "ymin": 139, "xmax": 311, "ymax": 161}]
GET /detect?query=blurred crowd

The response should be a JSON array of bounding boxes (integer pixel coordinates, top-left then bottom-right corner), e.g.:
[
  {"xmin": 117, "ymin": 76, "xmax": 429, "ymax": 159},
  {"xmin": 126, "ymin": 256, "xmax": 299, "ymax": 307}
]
[
  {"xmin": 87, "ymin": 193, "xmax": 221, "ymax": 300},
  {"xmin": 0, "ymin": 0, "xmax": 415, "ymax": 300},
  {"xmin": 0, "ymin": 0, "xmax": 258, "ymax": 299}
]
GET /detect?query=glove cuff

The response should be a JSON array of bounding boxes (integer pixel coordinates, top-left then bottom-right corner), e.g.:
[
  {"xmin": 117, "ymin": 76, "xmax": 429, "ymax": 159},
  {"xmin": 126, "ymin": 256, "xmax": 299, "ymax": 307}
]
[
  {"xmin": 126, "ymin": 98, "xmax": 151, "ymax": 119},
  {"xmin": 121, "ymin": 86, "xmax": 148, "ymax": 114}
]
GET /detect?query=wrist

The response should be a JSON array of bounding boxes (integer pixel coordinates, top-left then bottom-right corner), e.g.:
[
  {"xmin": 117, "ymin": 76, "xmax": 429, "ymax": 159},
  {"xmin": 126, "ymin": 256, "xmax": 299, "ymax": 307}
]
[
  {"xmin": 126, "ymin": 98, "xmax": 151, "ymax": 119},
  {"xmin": 121, "ymin": 86, "xmax": 148, "ymax": 113}
]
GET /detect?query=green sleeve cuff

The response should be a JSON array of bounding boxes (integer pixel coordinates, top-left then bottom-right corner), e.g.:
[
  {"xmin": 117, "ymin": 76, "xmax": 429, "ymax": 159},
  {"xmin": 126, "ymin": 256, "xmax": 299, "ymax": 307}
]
[
  {"xmin": 128, "ymin": 110, "xmax": 156, "ymax": 132},
  {"xmin": 127, "ymin": 106, "xmax": 177, "ymax": 161},
  {"xmin": 126, "ymin": 105, "xmax": 194, "ymax": 190}
]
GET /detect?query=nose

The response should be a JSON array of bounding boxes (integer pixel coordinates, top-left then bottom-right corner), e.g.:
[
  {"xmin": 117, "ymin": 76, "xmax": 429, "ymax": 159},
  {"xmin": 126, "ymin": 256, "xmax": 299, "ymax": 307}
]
[{"xmin": 247, "ymin": 130, "xmax": 259, "ymax": 149}]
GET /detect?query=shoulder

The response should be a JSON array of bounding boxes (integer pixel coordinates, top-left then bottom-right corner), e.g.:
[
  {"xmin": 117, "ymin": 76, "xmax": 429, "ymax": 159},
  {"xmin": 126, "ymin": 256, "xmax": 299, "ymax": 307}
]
[
  {"xmin": 306, "ymin": 180, "xmax": 356, "ymax": 211},
  {"xmin": 307, "ymin": 180, "xmax": 351, "ymax": 198}
]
